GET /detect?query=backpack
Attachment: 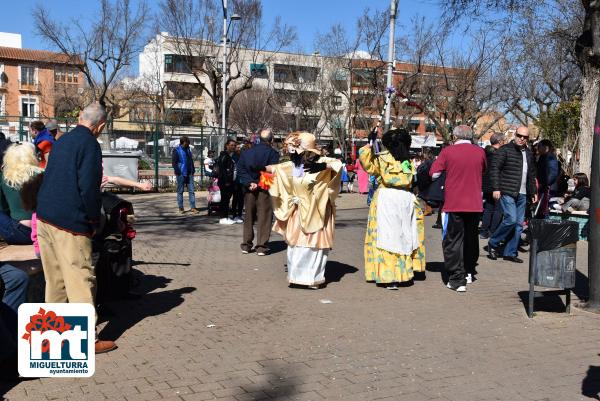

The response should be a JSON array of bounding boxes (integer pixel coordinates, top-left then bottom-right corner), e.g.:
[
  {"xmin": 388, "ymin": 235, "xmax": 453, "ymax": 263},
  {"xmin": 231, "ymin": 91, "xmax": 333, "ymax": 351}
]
[{"xmin": 416, "ymin": 160, "xmax": 433, "ymax": 193}]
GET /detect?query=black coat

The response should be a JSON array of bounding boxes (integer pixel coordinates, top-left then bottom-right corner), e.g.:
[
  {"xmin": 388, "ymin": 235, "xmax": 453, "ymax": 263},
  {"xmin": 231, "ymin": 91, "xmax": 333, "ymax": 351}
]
[
  {"xmin": 215, "ymin": 151, "xmax": 236, "ymax": 189},
  {"xmin": 490, "ymin": 141, "xmax": 536, "ymax": 198},
  {"xmin": 417, "ymin": 160, "xmax": 445, "ymax": 203},
  {"xmin": 482, "ymin": 145, "xmax": 497, "ymax": 194}
]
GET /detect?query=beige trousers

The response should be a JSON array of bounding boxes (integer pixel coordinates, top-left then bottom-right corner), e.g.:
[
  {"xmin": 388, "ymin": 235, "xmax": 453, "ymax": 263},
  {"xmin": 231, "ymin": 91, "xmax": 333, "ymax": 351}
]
[{"xmin": 37, "ymin": 220, "xmax": 96, "ymax": 307}]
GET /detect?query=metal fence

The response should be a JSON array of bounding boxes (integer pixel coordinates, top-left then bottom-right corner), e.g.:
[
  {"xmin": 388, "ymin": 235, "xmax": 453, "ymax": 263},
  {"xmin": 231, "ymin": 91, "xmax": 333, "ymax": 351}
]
[{"xmin": 0, "ymin": 115, "xmax": 239, "ymax": 190}]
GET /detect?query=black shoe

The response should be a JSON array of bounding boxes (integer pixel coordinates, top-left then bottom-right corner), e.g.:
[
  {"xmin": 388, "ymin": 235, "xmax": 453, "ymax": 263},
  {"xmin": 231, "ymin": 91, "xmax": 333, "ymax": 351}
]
[
  {"xmin": 518, "ymin": 246, "xmax": 528, "ymax": 253},
  {"xmin": 432, "ymin": 223, "xmax": 442, "ymax": 229},
  {"xmin": 480, "ymin": 232, "xmax": 490, "ymax": 239},
  {"xmin": 487, "ymin": 246, "xmax": 499, "ymax": 260},
  {"xmin": 503, "ymin": 256, "xmax": 524, "ymax": 263}
]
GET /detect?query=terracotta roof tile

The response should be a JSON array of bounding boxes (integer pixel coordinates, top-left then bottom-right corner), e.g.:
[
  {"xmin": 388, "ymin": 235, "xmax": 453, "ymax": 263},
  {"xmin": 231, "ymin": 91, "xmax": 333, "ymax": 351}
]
[{"xmin": 0, "ymin": 46, "xmax": 83, "ymax": 65}]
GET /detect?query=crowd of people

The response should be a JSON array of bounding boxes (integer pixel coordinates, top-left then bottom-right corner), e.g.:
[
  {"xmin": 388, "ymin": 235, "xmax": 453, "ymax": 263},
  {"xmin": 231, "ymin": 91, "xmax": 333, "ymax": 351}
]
[
  {"xmin": 0, "ymin": 103, "xmax": 590, "ymax": 377},
  {"xmin": 200, "ymin": 123, "xmax": 588, "ymax": 294},
  {"xmin": 0, "ymin": 103, "xmax": 156, "ymax": 376}
]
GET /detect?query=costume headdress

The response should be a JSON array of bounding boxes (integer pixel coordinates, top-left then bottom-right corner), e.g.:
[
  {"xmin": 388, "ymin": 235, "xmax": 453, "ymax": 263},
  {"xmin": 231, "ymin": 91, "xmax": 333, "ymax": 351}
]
[{"xmin": 284, "ymin": 132, "xmax": 321, "ymax": 155}]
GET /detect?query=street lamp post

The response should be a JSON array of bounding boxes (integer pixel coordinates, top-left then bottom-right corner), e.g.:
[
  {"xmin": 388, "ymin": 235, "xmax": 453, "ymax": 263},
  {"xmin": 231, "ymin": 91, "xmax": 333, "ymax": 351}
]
[
  {"xmin": 384, "ymin": 0, "xmax": 398, "ymax": 132},
  {"xmin": 221, "ymin": 0, "xmax": 240, "ymax": 139}
]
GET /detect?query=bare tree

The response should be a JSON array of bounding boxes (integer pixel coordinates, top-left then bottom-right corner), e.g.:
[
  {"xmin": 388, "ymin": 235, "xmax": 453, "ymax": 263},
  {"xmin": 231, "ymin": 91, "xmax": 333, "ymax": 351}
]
[
  {"xmin": 33, "ymin": 0, "xmax": 150, "ymax": 119},
  {"xmin": 157, "ymin": 0, "xmax": 296, "ymax": 129},
  {"xmin": 440, "ymin": 0, "xmax": 598, "ymax": 175},
  {"xmin": 229, "ymin": 87, "xmax": 282, "ymax": 133},
  {"xmin": 314, "ymin": 7, "xmax": 389, "ymax": 153}
]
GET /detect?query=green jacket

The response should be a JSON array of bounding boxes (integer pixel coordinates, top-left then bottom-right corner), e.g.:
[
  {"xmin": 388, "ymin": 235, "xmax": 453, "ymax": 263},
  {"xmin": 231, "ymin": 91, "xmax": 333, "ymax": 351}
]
[{"xmin": 0, "ymin": 173, "xmax": 32, "ymax": 221}]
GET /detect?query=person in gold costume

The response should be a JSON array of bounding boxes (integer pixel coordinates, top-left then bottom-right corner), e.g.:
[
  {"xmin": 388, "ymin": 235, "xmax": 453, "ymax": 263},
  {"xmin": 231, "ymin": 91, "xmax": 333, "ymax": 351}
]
[
  {"xmin": 359, "ymin": 128, "xmax": 426, "ymax": 289},
  {"xmin": 266, "ymin": 132, "xmax": 342, "ymax": 289}
]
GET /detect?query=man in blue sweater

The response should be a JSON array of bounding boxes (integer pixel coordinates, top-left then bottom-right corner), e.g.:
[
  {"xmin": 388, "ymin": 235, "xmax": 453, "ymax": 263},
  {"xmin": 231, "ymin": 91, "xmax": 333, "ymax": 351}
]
[
  {"xmin": 237, "ymin": 129, "xmax": 280, "ymax": 255},
  {"xmin": 171, "ymin": 136, "xmax": 198, "ymax": 214},
  {"xmin": 36, "ymin": 102, "xmax": 116, "ymax": 354}
]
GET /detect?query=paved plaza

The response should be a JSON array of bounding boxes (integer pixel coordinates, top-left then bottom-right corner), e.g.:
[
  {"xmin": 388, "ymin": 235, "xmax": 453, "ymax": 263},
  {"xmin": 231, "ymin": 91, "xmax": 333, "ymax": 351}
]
[{"xmin": 2, "ymin": 192, "xmax": 600, "ymax": 401}]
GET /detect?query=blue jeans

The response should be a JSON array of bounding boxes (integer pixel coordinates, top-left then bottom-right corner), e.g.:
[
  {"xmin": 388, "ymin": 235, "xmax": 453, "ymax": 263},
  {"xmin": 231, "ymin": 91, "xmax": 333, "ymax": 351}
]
[
  {"xmin": 0, "ymin": 211, "xmax": 32, "ymax": 245},
  {"xmin": 0, "ymin": 263, "xmax": 28, "ymax": 313},
  {"xmin": 176, "ymin": 175, "xmax": 196, "ymax": 209},
  {"xmin": 489, "ymin": 194, "xmax": 527, "ymax": 257}
]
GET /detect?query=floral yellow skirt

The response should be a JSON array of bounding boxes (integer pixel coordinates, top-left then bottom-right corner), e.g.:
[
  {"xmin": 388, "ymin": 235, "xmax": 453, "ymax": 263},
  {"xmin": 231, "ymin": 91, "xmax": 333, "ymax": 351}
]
[{"xmin": 364, "ymin": 189, "xmax": 426, "ymax": 283}]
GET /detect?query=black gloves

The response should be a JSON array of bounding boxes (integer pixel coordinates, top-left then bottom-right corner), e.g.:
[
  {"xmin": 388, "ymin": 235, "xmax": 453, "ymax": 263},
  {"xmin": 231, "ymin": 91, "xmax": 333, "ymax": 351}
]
[{"xmin": 304, "ymin": 162, "xmax": 327, "ymax": 174}]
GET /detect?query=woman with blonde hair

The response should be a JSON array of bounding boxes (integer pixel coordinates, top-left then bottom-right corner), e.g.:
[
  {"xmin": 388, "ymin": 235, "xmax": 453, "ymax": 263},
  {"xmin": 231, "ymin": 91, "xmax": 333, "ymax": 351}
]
[
  {"xmin": 0, "ymin": 143, "xmax": 43, "ymax": 244},
  {"xmin": 266, "ymin": 132, "xmax": 342, "ymax": 289}
]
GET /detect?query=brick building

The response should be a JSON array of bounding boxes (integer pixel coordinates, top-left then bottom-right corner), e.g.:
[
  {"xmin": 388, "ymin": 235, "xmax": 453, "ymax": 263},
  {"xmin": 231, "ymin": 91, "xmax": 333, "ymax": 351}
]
[{"xmin": 0, "ymin": 32, "xmax": 84, "ymax": 120}]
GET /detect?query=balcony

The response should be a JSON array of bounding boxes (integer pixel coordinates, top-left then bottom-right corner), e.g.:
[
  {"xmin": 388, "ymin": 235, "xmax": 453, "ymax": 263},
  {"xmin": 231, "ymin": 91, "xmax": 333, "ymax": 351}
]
[{"xmin": 19, "ymin": 81, "xmax": 39, "ymax": 91}]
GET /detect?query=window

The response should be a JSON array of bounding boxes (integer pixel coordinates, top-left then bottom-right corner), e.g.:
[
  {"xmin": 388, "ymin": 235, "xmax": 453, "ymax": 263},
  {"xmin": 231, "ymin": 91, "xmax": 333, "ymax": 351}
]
[
  {"xmin": 166, "ymin": 108, "xmax": 203, "ymax": 125},
  {"xmin": 250, "ymin": 63, "xmax": 268, "ymax": 78},
  {"xmin": 54, "ymin": 66, "xmax": 79, "ymax": 84},
  {"xmin": 0, "ymin": 94, "xmax": 5, "ymax": 116},
  {"xmin": 408, "ymin": 119, "xmax": 421, "ymax": 132},
  {"xmin": 164, "ymin": 54, "xmax": 203, "ymax": 73},
  {"xmin": 0, "ymin": 64, "xmax": 5, "ymax": 88},
  {"xmin": 274, "ymin": 65, "xmax": 291, "ymax": 83},
  {"xmin": 129, "ymin": 106, "xmax": 155, "ymax": 122},
  {"xmin": 165, "ymin": 82, "xmax": 202, "ymax": 100},
  {"xmin": 21, "ymin": 97, "xmax": 37, "ymax": 117},
  {"xmin": 21, "ymin": 66, "xmax": 36, "ymax": 85},
  {"xmin": 352, "ymin": 69, "xmax": 374, "ymax": 86},
  {"xmin": 332, "ymin": 96, "xmax": 342, "ymax": 107},
  {"xmin": 274, "ymin": 64, "xmax": 319, "ymax": 84}
]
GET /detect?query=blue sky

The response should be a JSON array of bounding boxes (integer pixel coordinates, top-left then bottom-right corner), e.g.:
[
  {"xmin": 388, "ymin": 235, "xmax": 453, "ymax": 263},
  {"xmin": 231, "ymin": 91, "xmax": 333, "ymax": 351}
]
[{"xmin": 3, "ymin": 0, "xmax": 444, "ymax": 55}]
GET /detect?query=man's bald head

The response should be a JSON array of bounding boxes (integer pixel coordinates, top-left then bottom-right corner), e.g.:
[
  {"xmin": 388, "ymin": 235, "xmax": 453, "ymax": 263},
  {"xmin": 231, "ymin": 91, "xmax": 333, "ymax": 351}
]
[
  {"xmin": 260, "ymin": 129, "xmax": 273, "ymax": 143},
  {"xmin": 516, "ymin": 126, "xmax": 529, "ymax": 136},
  {"xmin": 514, "ymin": 126, "xmax": 530, "ymax": 148}
]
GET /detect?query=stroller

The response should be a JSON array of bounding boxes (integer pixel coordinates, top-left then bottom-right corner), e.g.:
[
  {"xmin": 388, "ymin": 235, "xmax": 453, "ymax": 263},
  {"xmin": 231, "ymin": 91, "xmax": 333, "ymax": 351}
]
[
  {"xmin": 206, "ymin": 178, "xmax": 221, "ymax": 216},
  {"xmin": 94, "ymin": 192, "xmax": 136, "ymax": 305}
]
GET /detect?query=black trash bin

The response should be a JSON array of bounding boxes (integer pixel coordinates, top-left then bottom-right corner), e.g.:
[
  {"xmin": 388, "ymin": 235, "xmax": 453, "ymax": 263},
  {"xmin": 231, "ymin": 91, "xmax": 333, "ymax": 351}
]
[{"xmin": 528, "ymin": 219, "xmax": 579, "ymax": 317}]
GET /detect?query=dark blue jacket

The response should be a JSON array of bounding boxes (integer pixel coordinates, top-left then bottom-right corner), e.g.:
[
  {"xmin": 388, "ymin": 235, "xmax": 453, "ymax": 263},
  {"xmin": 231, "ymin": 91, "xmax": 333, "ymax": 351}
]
[
  {"xmin": 171, "ymin": 145, "xmax": 195, "ymax": 176},
  {"xmin": 37, "ymin": 125, "xmax": 102, "ymax": 236},
  {"xmin": 33, "ymin": 128, "xmax": 55, "ymax": 148},
  {"xmin": 536, "ymin": 153, "xmax": 559, "ymax": 189},
  {"xmin": 237, "ymin": 142, "xmax": 280, "ymax": 186}
]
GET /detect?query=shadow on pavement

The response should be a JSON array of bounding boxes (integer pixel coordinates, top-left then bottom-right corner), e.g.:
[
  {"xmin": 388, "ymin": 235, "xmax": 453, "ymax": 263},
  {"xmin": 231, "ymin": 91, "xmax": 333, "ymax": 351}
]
[
  {"xmin": 268, "ymin": 240, "xmax": 287, "ymax": 255},
  {"xmin": 574, "ymin": 269, "xmax": 589, "ymax": 301},
  {"xmin": 98, "ymin": 286, "xmax": 196, "ymax": 342},
  {"xmin": 132, "ymin": 260, "xmax": 191, "ymax": 267},
  {"xmin": 517, "ymin": 290, "xmax": 568, "ymax": 315},
  {"xmin": 325, "ymin": 261, "xmax": 358, "ymax": 283},
  {"xmin": 426, "ymin": 261, "xmax": 448, "ymax": 283},
  {"xmin": 582, "ymin": 359, "xmax": 600, "ymax": 400},
  {"xmin": 242, "ymin": 367, "xmax": 299, "ymax": 399}
]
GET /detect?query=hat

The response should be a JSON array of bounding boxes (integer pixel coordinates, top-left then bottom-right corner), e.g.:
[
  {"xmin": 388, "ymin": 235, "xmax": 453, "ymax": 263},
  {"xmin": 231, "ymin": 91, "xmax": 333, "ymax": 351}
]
[
  {"xmin": 284, "ymin": 132, "xmax": 321, "ymax": 155},
  {"xmin": 45, "ymin": 120, "xmax": 59, "ymax": 131}
]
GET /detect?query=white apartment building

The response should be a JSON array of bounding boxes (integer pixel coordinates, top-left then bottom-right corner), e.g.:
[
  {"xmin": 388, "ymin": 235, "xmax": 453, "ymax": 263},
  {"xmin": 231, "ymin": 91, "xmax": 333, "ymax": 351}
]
[{"xmin": 137, "ymin": 33, "xmax": 350, "ymax": 141}]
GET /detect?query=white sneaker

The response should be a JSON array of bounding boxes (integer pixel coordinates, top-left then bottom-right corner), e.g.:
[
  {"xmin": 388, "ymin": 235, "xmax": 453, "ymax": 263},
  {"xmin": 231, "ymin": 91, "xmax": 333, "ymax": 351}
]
[
  {"xmin": 446, "ymin": 282, "xmax": 467, "ymax": 292},
  {"xmin": 466, "ymin": 274, "xmax": 473, "ymax": 284},
  {"xmin": 219, "ymin": 218, "xmax": 235, "ymax": 225},
  {"xmin": 233, "ymin": 217, "xmax": 243, "ymax": 224},
  {"xmin": 552, "ymin": 204, "xmax": 562, "ymax": 211}
]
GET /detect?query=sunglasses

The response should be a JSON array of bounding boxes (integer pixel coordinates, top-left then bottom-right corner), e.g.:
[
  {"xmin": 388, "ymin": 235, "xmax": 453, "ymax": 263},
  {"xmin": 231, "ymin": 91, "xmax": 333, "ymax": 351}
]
[{"xmin": 515, "ymin": 133, "xmax": 529, "ymax": 139}]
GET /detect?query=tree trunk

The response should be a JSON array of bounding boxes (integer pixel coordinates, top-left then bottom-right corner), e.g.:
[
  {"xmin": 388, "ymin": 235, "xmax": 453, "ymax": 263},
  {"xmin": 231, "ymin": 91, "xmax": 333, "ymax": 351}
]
[{"xmin": 578, "ymin": 64, "xmax": 600, "ymax": 176}]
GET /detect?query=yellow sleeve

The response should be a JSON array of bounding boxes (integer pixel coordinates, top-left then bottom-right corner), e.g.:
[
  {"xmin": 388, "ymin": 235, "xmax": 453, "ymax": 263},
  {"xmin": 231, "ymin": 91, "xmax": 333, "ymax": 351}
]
[{"xmin": 358, "ymin": 145, "xmax": 379, "ymax": 176}]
